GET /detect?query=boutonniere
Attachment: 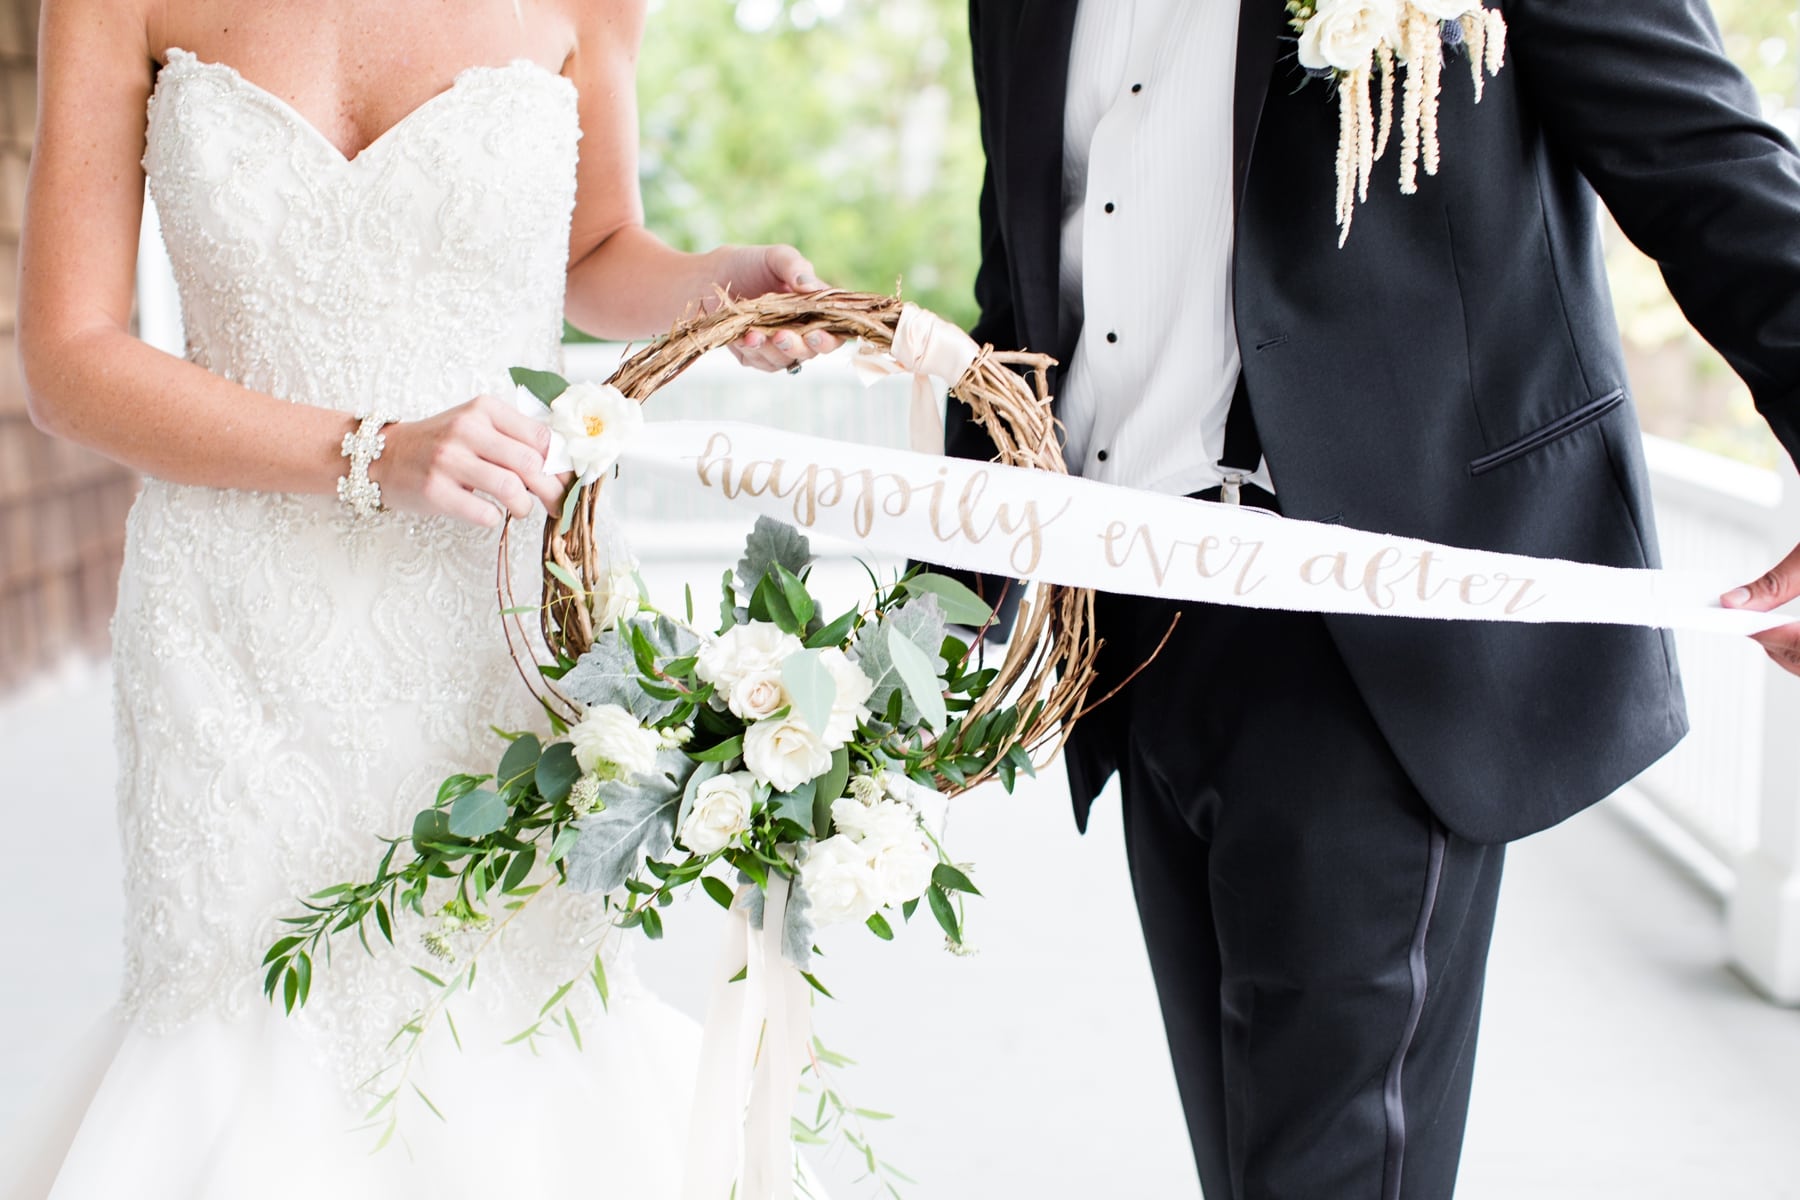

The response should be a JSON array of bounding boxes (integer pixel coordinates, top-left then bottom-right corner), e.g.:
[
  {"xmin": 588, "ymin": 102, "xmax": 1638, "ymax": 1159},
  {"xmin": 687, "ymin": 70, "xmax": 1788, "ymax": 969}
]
[{"xmin": 1288, "ymin": 0, "xmax": 1508, "ymax": 245}]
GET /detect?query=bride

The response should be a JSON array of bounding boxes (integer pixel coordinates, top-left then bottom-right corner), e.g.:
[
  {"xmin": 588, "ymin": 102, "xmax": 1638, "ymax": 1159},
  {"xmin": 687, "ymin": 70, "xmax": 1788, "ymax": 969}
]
[{"xmin": 9, "ymin": 0, "xmax": 840, "ymax": 1195}]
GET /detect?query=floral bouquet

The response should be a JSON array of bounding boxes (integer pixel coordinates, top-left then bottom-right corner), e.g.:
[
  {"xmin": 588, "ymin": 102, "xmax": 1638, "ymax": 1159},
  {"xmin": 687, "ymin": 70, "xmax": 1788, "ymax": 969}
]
[{"xmin": 262, "ymin": 294, "xmax": 1094, "ymax": 1191}]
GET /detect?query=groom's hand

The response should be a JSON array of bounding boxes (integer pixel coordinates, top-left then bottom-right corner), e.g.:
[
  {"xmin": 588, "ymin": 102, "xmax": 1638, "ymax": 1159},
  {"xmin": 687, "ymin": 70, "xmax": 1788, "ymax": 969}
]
[
  {"xmin": 713, "ymin": 244, "xmax": 843, "ymax": 372},
  {"xmin": 1723, "ymin": 542, "xmax": 1800, "ymax": 674}
]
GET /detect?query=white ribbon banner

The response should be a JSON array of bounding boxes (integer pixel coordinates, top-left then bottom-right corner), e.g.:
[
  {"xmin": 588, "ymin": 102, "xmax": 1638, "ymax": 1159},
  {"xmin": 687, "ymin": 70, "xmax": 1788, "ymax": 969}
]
[
  {"xmin": 622, "ymin": 420, "xmax": 1792, "ymax": 637},
  {"xmin": 656, "ymin": 405, "xmax": 1791, "ymax": 1200}
]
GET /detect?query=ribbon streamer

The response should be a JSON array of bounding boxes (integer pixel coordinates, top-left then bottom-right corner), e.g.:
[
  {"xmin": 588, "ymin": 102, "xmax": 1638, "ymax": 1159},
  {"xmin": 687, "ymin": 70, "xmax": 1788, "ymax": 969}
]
[
  {"xmin": 681, "ymin": 875, "xmax": 812, "ymax": 1200},
  {"xmin": 853, "ymin": 303, "xmax": 979, "ymax": 458},
  {"xmin": 621, "ymin": 419, "xmax": 1794, "ymax": 637}
]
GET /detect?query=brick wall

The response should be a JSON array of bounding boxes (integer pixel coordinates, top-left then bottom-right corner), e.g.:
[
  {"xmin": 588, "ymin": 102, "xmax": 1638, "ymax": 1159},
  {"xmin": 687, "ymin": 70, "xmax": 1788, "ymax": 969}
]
[{"xmin": 0, "ymin": 0, "xmax": 141, "ymax": 689}]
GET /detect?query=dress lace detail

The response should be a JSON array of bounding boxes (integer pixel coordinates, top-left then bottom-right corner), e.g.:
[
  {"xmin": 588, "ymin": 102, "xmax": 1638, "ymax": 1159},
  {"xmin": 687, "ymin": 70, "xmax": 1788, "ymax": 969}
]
[{"xmin": 117, "ymin": 49, "xmax": 628, "ymax": 1090}]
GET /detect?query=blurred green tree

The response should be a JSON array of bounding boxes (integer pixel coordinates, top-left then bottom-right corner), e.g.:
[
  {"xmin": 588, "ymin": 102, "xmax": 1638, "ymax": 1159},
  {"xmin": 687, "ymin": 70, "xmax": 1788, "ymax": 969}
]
[{"xmin": 634, "ymin": 0, "xmax": 982, "ymax": 329}]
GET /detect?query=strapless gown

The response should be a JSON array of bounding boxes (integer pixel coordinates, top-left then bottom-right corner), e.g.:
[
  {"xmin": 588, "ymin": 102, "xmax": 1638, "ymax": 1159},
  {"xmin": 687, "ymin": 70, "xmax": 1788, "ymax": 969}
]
[{"xmin": 7, "ymin": 50, "xmax": 708, "ymax": 1199}]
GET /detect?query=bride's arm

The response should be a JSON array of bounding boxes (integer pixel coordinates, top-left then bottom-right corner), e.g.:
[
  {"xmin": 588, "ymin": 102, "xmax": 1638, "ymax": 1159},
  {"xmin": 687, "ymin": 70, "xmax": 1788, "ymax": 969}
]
[
  {"xmin": 559, "ymin": 0, "xmax": 838, "ymax": 371},
  {"xmin": 18, "ymin": 0, "xmax": 563, "ymax": 526}
]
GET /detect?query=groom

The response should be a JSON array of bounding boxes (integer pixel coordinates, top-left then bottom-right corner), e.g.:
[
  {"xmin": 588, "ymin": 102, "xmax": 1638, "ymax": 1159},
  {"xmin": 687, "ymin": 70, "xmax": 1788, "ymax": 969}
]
[{"xmin": 954, "ymin": 0, "xmax": 1800, "ymax": 1196}]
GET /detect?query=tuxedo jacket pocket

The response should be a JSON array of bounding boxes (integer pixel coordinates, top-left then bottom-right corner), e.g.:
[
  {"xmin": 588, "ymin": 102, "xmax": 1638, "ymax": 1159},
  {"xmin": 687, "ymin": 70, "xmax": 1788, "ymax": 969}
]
[{"xmin": 1467, "ymin": 388, "xmax": 1627, "ymax": 476}]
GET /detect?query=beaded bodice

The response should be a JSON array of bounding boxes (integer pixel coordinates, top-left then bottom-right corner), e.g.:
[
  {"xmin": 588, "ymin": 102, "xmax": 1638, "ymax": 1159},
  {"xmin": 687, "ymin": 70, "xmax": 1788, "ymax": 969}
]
[
  {"xmin": 144, "ymin": 48, "xmax": 578, "ymax": 416},
  {"xmin": 112, "ymin": 50, "xmax": 626, "ymax": 1089}
]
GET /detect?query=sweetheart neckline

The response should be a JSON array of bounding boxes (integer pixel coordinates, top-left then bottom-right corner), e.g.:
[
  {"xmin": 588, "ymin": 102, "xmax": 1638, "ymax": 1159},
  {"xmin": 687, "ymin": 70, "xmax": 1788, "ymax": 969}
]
[{"xmin": 154, "ymin": 47, "xmax": 574, "ymax": 166}]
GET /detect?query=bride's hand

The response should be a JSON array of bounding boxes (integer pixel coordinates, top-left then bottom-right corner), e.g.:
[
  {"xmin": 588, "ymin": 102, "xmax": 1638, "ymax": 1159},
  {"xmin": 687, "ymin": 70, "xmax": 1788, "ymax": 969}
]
[
  {"xmin": 713, "ymin": 244, "xmax": 845, "ymax": 372},
  {"xmin": 372, "ymin": 395, "xmax": 565, "ymax": 528}
]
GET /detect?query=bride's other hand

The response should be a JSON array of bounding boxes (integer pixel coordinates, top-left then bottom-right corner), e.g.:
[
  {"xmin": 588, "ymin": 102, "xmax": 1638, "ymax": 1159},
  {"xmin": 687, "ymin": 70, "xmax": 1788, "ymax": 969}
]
[
  {"xmin": 373, "ymin": 395, "xmax": 565, "ymax": 528},
  {"xmin": 715, "ymin": 244, "xmax": 845, "ymax": 373}
]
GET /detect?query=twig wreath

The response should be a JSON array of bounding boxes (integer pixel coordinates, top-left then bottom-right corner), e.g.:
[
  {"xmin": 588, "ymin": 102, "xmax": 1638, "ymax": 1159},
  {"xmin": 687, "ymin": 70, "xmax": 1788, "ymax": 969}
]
[{"xmin": 499, "ymin": 290, "xmax": 1101, "ymax": 796}]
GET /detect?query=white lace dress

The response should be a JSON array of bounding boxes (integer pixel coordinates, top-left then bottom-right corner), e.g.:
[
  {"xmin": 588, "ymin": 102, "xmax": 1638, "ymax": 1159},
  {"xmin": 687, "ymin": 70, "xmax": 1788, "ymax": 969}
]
[{"xmin": 13, "ymin": 50, "xmax": 702, "ymax": 1199}]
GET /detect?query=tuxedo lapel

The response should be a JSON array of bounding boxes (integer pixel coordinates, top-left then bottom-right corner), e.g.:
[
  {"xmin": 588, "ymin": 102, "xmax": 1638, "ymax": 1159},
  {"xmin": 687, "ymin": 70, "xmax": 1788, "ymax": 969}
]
[
  {"xmin": 1234, "ymin": 0, "xmax": 1285, "ymax": 209},
  {"xmin": 1003, "ymin": 0, "xmax": 1080, "ymax": 361}
]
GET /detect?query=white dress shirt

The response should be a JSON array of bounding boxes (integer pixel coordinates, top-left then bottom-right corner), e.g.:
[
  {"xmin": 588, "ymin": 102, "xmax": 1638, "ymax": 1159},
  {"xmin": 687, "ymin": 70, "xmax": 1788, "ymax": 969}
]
[{"xmin": 1058, "ymin": 0, "xmax": 1270, "ymax": 495}]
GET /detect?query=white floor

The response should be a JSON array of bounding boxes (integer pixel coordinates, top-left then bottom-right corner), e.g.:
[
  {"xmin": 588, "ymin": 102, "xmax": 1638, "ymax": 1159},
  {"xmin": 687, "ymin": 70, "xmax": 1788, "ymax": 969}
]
[{"xmin": 4, "ymin": 588, "xmax": 1800, "ymax": 1197}]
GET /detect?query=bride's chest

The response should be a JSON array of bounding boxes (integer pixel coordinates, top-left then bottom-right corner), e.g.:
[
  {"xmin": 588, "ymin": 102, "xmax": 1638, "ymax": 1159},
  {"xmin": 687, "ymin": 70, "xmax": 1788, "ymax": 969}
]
[{"xmin": 143, "ymin": 54, "xmax": 582, "ymax": 285}]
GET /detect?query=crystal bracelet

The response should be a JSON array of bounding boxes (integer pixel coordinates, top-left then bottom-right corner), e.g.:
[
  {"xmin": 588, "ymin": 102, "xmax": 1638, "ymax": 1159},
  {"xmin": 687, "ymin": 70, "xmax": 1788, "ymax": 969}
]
[{"xmin": 336, "ymin": 415, "xmax": 392, "ymax": 519}]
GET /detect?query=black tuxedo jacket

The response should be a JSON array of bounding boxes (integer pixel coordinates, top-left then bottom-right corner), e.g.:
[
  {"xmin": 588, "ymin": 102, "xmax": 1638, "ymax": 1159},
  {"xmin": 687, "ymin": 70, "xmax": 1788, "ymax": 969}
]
[{"xmin": 959, "ymin": 0, "xmax": 1800, "ymax": 843}]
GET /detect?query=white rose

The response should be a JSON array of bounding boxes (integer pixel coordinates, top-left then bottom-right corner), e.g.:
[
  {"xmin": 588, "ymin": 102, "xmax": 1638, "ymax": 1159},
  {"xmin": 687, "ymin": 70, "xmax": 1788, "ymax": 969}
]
[
  {"xmin": 589, "ymin": 560, "xmax": 640, "ymax": 633},
  {"xmin": 801, "ymin": 835, "xmax": 882, "ymax": 928},
  {"xmin": 548, "ymin": 381, "xmax": 644, "ymax": 483},
  {"xmin": 1297, "ymin": 0, "xmax": 1398, "ymax": 73},
  {"xmin": 868, "ymin": 833, "xmax": 939, "ymax": 907},
  {"xmin": 816, "ymin": 648, "xmax": 874, "ymax": 746},
  {"xmin": 728, "ymin": 668, "xmax": 789, "ymax": 722},
  {"xmin": 742, "ymin": 715, "xmax": 833, "ymax": 793},
  {"xmin": 1407, "ymin": 0, "xmax": 1473, "ymax": 20},
  {"xmin": 696, "ymin": 621, "xmax": 805, "ymax": 695},
  {"xmin": 679, "ymin": 771, "xmax": 755, "ymax": 856},
  {"xmin": 569, "ymin": 703, "xmax": 661, "ymax": 781},
  {"xmin": 830, "ymin": 793, "xmax": 922, "ymax": 845}
]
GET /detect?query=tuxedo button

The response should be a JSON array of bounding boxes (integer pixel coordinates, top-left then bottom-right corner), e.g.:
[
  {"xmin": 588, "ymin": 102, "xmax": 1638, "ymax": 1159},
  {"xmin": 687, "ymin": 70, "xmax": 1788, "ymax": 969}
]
[
  {"xmin": 1097, "ymin": 450, "xmax": 1109, "ymax": 462},
  {"xmin": 1104, "ymin": 202, "xmax": 1115, "ymax": 214},
  {"xmin": 1106, "ymin": 331, "xmax": 1119, "ymax": 343},
  {"xmin": 1131, "ymin": 83, "xmax": 1143, "ymax": 94}
]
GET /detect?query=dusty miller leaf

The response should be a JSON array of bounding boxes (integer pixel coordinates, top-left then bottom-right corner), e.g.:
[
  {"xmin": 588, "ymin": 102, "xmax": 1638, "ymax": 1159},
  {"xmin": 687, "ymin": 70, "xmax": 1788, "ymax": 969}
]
[
  {"xmin": 851, "ymin": 595, "xmax": 947, "ymax": 727},
  {"xmin": 563, "ymin": 749, "xmax": 697, "ymax": 894},
  {"xmin": 561, "ymin": 616, "xmax": 702, "ymax": 723},
  {"xmin": 736, "ymin": 517, "xmax": 813, "ymax": 593},
  {"xmin": 732, "ymin": 871, "xmax": 819, "ymax": 971}
]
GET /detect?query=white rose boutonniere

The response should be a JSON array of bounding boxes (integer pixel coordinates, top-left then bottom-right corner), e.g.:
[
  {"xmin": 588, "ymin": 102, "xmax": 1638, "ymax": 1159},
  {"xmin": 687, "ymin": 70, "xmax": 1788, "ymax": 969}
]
[
  {"xmin": 1286, "ymin": 0, "xmax": 1507, "ymax": 245},
  {"xmin": 1296, "ymin": 0, "xmax": 1397, "ymax": 74},
  {"xmin": 678, "ymin": 771, "xmax": 756, "ymax": 856},
  {"xmin": 569, "ymin": 703, "xmax": 662, "ymax": 782},
  {"xmin": 742, "ymin": 715, "xmax": 833, "ymax": 793}
]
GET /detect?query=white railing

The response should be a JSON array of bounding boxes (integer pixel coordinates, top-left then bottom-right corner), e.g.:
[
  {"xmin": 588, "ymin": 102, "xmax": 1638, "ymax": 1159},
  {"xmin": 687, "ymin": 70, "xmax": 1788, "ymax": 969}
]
[{"xmin": 571, "ymin": 343, "xmax": 1800, "ymax": 1006}]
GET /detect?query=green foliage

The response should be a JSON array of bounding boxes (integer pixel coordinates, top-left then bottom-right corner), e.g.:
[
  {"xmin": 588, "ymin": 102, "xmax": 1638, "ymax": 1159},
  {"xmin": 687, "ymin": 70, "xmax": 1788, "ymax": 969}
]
[{"xmin": 635, "ymin": 0, "xmax": 982, "ymax": 330}]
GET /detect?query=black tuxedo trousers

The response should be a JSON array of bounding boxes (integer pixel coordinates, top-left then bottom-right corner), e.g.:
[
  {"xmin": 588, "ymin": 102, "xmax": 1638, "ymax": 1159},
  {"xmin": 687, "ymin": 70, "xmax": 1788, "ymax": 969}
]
[
  {"xmin": 959, "ymin": 0, "xmax": 1800, "ymax": 1194},
  {"xmin": 1069, "ymin": 591, "xmax": 1504, "ymax": 1200}
]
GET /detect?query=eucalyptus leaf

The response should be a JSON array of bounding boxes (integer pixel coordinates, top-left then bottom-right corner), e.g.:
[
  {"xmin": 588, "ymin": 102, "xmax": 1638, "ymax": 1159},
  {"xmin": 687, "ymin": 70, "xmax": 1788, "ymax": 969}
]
[
  {"xmin": 448, "ymin": 790, "xmax": 507, "ymax": 839},
  {"xmin": 737, "ymin": 516, "xmax": 813, "ymax": 592},
  {"xmin": 771, "ymin": 777, "xmax": 817, "ymax": 830},
  {"xmin": 561, "ymin": 749, "xmax": 695, "ymax": 894},
  {"xmin": 497, "ymin": 735, "xmax": 542, "ymax": 793},
  {"xmin": 780, "ymin": 649, "xmax": 837, "ymax": 736},
  {"xmin": 535, "ymin": 742, "xmax": 582, "ymax": 804},
  {"xmin": 885, "ymin": 625, "xmax": 948, "ymax": 731},
  {"xmin": 902, "ymin": 573, "xmax": 995, "ymax": 627},
  {"xmin": 509, "ymin": 366, "xmax": 569, "ymax": 405}
]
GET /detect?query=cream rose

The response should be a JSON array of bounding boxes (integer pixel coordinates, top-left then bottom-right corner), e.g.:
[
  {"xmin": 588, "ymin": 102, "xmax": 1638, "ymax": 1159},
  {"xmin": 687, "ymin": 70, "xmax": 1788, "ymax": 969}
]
[
  {"xmin": 589, "ymin": 560, "xmax": 640, "ymax": 634},
  {"xmin": 869, "ymin": 834, "xmax": 939, "ymax": 908},
  {"xmin": 679, "ymin": 771, "xmax": 755, "ymax": 856},
  {"xmin": 548, "ymin": 381, "xmax": 643, "ymax": 483},
  {"xmin": 830, "ymin": 793, "xmax": 921, "ymax": 846},
  {"xmin": 1297, "ymin": 0, "xmax": 1398, "ymax": 73},
  {"xmin": 816, "ymin": 647, "xmax": 875, "ymax": 746},
  {"xmin": 727, "ymin": 668, "xmax": 789, "ymax": 722},
  {"xmin": 742, "ymin": 715, "xmax": 832, "ymax": 793},
  {"xmin": 569, "ymin": 703, "xmax": 661, "ymax": 782},
  {"xmin": 695, "ymin": 621, "xmax": 805, "ymax": 696},
  {"xmin": 801, "ymin": 835, "xmax": 882, "ymax": 928}
]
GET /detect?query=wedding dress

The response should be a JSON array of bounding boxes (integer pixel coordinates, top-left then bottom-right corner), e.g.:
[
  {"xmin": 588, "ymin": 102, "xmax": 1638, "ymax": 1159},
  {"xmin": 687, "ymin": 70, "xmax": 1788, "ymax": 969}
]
[{"xmin": 10, "ymin": 50, "xmax": 708, "ymax": 1199}]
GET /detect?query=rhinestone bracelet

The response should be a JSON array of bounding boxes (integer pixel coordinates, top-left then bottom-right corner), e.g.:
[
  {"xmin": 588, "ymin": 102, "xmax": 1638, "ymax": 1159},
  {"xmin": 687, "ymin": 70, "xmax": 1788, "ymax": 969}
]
[{"xmin": 336, "ymin": 415, "xmax": 392, "ymax": 519}]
